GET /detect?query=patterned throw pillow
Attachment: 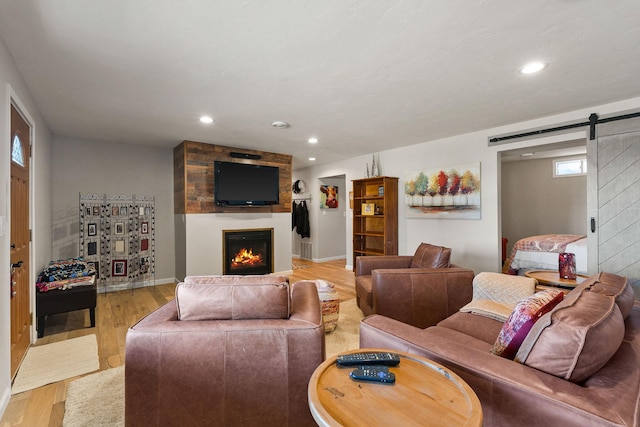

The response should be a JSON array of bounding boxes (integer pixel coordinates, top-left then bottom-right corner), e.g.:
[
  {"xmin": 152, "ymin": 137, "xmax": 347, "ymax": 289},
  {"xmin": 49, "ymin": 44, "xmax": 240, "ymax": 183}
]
[{"xmin": 491, "ymin": 289, "xmax": 564, "ymax": 359}]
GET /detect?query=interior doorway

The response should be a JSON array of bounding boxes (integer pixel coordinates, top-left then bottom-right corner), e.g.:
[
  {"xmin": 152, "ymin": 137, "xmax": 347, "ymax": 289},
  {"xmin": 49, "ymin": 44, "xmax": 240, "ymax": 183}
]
[
  {"xmin": 317, "ymin": 175, "xmax": 347, "ymax": 261},
  {"xmin": 500, "ymin": 138, "xmax": 587, "ymax": 267},
  {"xmin": 10, "ymin": 103, "xmax": 32, "ymax": 379}
]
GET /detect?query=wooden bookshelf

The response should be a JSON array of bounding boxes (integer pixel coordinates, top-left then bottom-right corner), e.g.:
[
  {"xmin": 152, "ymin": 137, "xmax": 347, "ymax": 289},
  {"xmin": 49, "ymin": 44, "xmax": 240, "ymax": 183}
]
[{"xmin": 352, "ymin": 176, "xmax": 398, "ymax": 264}]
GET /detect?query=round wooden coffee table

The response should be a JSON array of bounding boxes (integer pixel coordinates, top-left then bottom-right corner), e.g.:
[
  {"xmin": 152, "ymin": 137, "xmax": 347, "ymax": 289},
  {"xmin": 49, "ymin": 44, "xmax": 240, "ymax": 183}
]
[
  {"xmin": 308, "ymin": 348, "xmax": 482, "ymax": 427},
  {"xmin": 525, "ymin": 269, "xmax": 589, "ymax": 292}
]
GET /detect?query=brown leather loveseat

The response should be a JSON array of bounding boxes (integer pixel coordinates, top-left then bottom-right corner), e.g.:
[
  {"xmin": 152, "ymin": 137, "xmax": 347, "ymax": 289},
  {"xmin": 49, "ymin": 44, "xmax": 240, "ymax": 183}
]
[
  {"xmin": 125, "ymin": 276, "xmax": 324, "ymax": 427},
  {"xmin": 360, "ymin": 272, "xmax": 640, "ymax": 426},
  {"xmin": 355, "ymin": 243, "xmax": 475, "ymax": 328}
]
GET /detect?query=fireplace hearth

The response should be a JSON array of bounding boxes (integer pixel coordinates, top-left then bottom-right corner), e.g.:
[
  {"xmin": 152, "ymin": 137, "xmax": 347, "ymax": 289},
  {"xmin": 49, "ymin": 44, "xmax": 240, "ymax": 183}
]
[{"xmin": 223, "ymin": 228, "xmax": 274, "ymax": 275}]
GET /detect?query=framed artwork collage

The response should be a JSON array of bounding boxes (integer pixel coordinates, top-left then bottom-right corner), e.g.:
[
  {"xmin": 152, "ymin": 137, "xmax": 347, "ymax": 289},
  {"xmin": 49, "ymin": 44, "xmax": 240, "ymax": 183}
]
[{"xmin": 79, "ymin": 193, "xmax": 156, "ymax": 292}]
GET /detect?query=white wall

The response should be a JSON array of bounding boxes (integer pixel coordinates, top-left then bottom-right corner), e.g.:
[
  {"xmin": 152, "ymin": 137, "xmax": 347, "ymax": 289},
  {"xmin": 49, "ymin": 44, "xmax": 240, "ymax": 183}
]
[
  {"xmin": 51, "ymin": 136, "xmax": 176, "ymax": 283},
  {"xmin": 0, "ymin": 39, "xmax": 53, "ymax": 417},
  {"xmin": 182, "ymin": 213, "xmax": 291, "ymax": 276},
  {"xmin": 297, "ymin": 97, "xmax": 640, "ymax": 273}
]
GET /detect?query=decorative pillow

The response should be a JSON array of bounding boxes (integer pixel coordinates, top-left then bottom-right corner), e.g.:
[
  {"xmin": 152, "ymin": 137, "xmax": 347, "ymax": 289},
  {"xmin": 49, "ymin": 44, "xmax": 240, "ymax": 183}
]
[
  {"xmin": 410, "ymin": 243, "xmax": 451, "ymax": 269},
  {"xmin": 491, "ymin": 289, "xmax": 564, "ymax": 359},
  {"xmin": 591, "ymin": 272, "xmax": 634, "ymax": 319},
  {"xmin": 459, "ymin": 272, "xmax": 536, "ymax": 321},
  {"xmin": 515, "ymin": 285, "xmax": 625, "ymax": 383},
  {"xmin": 176, "ymin": 280, "xmax": 290, "ymax": 320}
]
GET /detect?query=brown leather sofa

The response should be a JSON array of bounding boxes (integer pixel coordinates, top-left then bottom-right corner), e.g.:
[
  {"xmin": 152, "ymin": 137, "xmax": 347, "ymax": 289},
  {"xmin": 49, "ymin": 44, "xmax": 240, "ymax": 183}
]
[
  {"xmin": 125, "ymin": 276, "xmax": 324, "ymax": 427},
  {"xmin": 355, "ymin": 243, "xmax": 475, "ymax": 328},
  {"xmin": 360, "ymin": 272, "xmax": 640, "ymax": 426}
]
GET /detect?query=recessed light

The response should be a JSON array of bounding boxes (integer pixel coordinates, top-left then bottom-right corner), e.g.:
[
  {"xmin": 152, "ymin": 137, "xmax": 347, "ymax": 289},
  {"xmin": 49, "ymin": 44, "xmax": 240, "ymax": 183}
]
[
  {"xmin": 199, "ymin": 116, "xmax": 213, "ymax": 124},
  {"xmin": 308, "ymin": 157, "xmax": 316, "ymax": 161},
  {"xmin": 272, "ymin": 121, "xmax": 290, "ymax": 129},
  {"xmin": 308, "ymin": 137, "xmax": 318, "ymax": 144},
  {"xmin": 520, "ymin": 62, "xmax": 546, "ymax": 74},
  {"xmin": 520, "ymin": 152, "xmax": 535, "ymax": 157}
]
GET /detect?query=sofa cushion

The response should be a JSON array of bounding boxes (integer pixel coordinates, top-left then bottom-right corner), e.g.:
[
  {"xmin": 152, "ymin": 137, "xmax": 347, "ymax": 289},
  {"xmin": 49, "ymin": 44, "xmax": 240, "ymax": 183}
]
[
  {"xmin": 491, "ymin": 289, "xmax": 564, "ymax": 359},
  {"xmin": 460, "ymin": 272, "xmax": 536, "ymax": 321},
  {"xmin": 355, "ymin": 276, "xmax": 373, "ymax": 307},
  {"xmin": 515, "ymin": 283, "xmax": 625, "ymax": 383},
  {"xmin": 591, "ymin": 272, "xmax": 634, "ymax": 319},
  {"xmin": 437, "ymin": 311, "xmax": 505, "ymax": 345},
  {"xmin": 176, "ymin": 280, "xmax": 290, "ymax": 320},
  {"xmin": 410, "ymin": 243, "xmax": 451, "ymax": 268}
]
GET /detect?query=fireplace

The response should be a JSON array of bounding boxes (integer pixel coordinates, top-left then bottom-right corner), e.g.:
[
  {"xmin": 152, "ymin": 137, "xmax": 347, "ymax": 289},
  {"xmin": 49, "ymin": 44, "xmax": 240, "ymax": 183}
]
[{"xmin": 223, "ymin": 228, "xmax": 274, "ymax": 275}]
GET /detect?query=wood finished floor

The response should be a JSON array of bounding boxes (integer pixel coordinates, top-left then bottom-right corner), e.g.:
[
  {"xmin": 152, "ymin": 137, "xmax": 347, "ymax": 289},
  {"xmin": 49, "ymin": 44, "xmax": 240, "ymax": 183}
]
[{"xmin": 0, "ymin": 259, "xmax": 355, "ymax": 427}]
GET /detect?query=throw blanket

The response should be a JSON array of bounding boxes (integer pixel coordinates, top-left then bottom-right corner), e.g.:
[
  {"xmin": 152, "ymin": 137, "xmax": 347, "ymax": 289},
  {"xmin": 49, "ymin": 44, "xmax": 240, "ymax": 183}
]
[
  {"xmin": 37, "ymin": 276, "xmax": 95, "ymax": 292},
  {"xmin": 503, "ymin": 234, "xmax": 585, "ymax": 274},
  {"xmin": 36, "ymin": 258, "xmax": 97, "ymax": 292},
  {"xmin": 460, "ymin": 272, "xmax": 536, "ymax": 322}
]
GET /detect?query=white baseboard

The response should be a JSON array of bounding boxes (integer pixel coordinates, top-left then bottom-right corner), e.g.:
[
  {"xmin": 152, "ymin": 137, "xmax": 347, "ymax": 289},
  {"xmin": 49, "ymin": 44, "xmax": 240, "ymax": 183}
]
[
  {"xmin": 312, "ymin": 255, "xmax": 346, "ymax": 263},
  {"xmin": 0, "ymin": 384, "xmax": 11, "ymax": 421},
  {"xmin": 96, "ymin": 276, "xmax": 177, "ymax": 293}
]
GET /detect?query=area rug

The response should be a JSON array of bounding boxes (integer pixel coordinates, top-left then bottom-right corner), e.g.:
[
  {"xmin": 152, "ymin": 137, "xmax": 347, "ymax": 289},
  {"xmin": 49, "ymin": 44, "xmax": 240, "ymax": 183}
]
[
  {"xmin": 12, "ymin": 334, "xmax": 99, "ymax": 395},
  {"xmin": 63, "ymin": 300, "xmax": 363, "ymax": 425},
  {"xmin": 63, "ymin": 366, "xmax": 124, "ymax": 427},
  {"xmin": 326, "ymin": 297, "xmax": 363, "ymax": 357}
]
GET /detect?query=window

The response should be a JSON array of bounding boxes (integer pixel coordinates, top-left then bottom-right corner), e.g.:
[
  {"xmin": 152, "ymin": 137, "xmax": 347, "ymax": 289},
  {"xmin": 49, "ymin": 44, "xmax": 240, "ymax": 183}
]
[
  {"xmin": 11, "ymin": 134, "xmax": 24, "ymax": 166},
  {"xmin": 554, "ymin": 157, "xmax": 587, "ymax": 177}
]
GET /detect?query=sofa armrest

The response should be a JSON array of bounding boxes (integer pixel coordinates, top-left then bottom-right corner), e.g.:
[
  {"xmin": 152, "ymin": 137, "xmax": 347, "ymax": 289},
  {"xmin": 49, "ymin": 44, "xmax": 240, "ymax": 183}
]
[
  {"xmin": 371, "ymin": 267, "xmax": 474, "ymax": 328},
  {"xmin": 360, "ymin": 315, "xmax": 630, "ymax": 426},
  {"xmin": 355, "ymin": 255, "xmax": 413, "ymax": 277},
  {"xmin": 290, "ymin": 281, "xmax": 323, "ymax": 326}
]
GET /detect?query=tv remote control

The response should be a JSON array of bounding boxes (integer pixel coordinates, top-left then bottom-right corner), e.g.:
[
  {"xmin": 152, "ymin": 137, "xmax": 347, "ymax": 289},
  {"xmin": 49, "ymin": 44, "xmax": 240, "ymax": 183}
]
[
  {"xmin": 336, "ymin": 352, "xmax": 400, "ymax": 367},
  {"xmin": 350, "ymin": 366, "xmax": 396, "ymax": 384}
]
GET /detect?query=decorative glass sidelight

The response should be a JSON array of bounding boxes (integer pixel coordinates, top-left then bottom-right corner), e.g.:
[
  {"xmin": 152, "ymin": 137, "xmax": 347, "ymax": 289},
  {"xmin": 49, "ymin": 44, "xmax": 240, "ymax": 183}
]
[{"xmin": 11, "ymin": 135, "xmax": 24, "ymax": 166}]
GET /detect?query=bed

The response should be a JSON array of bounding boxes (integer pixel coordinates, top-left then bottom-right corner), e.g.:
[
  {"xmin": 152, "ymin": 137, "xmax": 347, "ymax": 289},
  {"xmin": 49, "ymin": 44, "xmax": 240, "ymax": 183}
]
[{"xmin": 503, "ymin": 234, "xmax": 587, "ymax": 275}]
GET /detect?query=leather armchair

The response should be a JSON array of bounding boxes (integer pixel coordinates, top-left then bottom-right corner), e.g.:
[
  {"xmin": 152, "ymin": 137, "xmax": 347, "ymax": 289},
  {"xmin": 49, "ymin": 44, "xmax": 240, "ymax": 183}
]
[
  {"xmin": 355, "ymin": 243, "xmax": 475, "ymax": 329},
  {"xmin": 125, "ymin": 278, "xmax": 324, "ymax": 427}
]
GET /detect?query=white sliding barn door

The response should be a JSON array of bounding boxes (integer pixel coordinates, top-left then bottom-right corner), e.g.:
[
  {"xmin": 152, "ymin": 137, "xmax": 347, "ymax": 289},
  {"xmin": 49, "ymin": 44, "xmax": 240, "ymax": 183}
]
[{"xmin": 587, "ymin": 117, "xmax": 640, "ymax": 297}]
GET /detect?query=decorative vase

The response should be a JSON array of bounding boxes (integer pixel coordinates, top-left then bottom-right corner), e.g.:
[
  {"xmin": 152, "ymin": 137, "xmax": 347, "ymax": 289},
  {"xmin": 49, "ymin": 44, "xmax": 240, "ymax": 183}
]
[
  {"xmin": 365, "ymin": 163, "xmax": 370, "ymax": 178},
  {"xmin": 371, "ymin": 155, "xmax": 378, "ymax": 176},
  {"xmin": 558, "ymin": 253, "xmax": 576, "ymax": 279}
]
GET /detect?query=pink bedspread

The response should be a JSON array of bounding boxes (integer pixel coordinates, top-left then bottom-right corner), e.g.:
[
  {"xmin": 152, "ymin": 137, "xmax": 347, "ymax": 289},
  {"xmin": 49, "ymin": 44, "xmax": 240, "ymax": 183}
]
[{"xmin": 503, "ymin": 234, "xmax": 586, "ymax": 274}]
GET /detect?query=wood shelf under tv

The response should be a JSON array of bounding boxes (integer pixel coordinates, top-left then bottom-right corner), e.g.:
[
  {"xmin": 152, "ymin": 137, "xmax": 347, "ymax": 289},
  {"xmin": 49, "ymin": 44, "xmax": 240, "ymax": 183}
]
[{"xmin": 352, "ymin": 176, "xmax": 399, "ymax": 268}]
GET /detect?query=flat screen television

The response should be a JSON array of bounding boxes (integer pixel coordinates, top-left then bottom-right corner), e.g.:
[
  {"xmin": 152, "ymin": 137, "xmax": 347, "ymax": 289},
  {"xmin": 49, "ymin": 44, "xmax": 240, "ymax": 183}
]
[{"xmin": 214, "ymin": 161, "xmax": 280, "ymax": 206}]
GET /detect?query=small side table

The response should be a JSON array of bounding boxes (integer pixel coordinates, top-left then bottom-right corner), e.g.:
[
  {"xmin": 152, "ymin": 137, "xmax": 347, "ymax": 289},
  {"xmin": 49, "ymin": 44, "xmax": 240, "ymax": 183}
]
[
  {"xmin": 524, "ymin": 269, "xmax": 589, "ymax": 293},
  {"xmin": 308, "ymin": 348, "xmax": 482, "ymax": 427}
]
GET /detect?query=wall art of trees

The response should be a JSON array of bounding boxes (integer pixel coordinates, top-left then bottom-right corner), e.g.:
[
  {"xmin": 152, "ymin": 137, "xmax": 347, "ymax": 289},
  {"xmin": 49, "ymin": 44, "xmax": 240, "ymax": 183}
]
[{"xmin": 404, "ymin": 162, "xmax": 481, "ymax": 219}]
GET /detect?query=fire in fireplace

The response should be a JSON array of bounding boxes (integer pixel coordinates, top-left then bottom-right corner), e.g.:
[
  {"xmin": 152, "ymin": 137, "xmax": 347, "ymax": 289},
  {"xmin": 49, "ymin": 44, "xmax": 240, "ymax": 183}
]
[{"xmin": 223, "ymin": 228, "xmax": 273, "ymax": 275}]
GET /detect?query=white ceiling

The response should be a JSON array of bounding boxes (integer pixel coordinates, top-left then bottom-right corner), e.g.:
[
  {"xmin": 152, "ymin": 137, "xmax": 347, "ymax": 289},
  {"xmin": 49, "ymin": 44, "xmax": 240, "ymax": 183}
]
[{"xmin": 0, "ymin": 1, "xmax": 638, "ymax": 169}]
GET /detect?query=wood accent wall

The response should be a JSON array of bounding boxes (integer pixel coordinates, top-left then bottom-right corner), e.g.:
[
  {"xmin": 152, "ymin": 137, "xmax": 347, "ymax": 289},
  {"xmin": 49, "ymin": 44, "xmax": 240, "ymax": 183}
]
[{"xmin": 174, "ymin": 140, "xmax": 292, "ymax": 214}]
